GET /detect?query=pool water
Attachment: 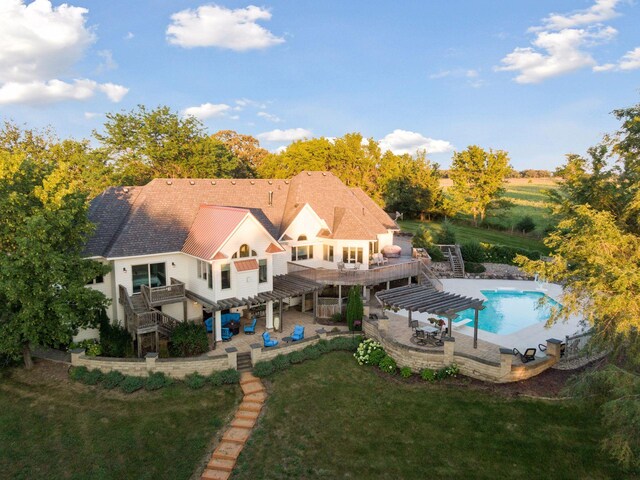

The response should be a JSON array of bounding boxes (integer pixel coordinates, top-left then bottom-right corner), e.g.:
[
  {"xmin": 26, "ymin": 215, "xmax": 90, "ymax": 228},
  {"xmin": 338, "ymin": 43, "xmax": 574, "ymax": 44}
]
[{"xmin": 456, "ymin": 290, "xmax": 561, "ymax": 335}]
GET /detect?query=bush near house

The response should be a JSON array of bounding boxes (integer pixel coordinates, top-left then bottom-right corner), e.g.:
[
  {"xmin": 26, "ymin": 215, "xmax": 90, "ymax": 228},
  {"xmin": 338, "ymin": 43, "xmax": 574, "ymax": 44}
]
[
  {"xmin": 169, "ymin": 321, "xmax": 209, "ymax": 357},
  {"xmin": 99, "ymin": 311, "xmax": 134, "ymax": 357},
  {"xmin": 464, "ymin": 262, "xmax": 486, "ymax": 274},
  {"xmin": 460, "ymin": 241, "xmax": 486, "ymax": 263}
]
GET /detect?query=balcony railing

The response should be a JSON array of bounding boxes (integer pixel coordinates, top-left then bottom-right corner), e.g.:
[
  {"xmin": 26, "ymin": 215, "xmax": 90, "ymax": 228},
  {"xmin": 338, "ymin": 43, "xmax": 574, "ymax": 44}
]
[
  {"xmin": 287, "ymin": 260, "xmax": 422, "ymax": 286},
  {"xmin": 141, "ymin": 277, "xmax": 186, "ymax": 307}
]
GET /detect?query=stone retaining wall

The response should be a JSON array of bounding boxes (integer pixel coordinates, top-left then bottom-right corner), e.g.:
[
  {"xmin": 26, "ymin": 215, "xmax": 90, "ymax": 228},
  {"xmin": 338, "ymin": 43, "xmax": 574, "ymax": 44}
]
[
  {"xmin": 364, "ymin": 319, "xmax": 561, "ymax": 383},
  {"xmin": 250, "ymin": 330, "xmax": 356, "ymax": 364},
  {"xmin": 70, "ymin": 349, "xmax": 231, "ymax": 379}
]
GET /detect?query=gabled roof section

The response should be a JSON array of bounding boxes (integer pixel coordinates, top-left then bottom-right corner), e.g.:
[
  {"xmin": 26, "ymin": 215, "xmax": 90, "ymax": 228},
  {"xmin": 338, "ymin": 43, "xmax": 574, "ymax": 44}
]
[
  {"xmin": 350, "ymin": 187, "xmax": 399, "ymax": 230},
  {"xmin": 266, "ymin": 242, "xmax": 286, "ymax": 253},
  {"xmin": 331, "ymin": 207, "xmax": 375, "ymax": 240},
  {"xmin": 182, "ymin": 206, "xmax": 248, "ymax": 260}
]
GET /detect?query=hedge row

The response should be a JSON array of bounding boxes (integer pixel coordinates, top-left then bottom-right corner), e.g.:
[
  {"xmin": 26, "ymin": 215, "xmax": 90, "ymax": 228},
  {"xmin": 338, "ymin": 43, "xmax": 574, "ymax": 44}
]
[
  {"xmin": 253, "ymin": 336, "xmax": 363, "ymax": 378},
  {"xmin": 460, "ymin": 241, "xmax": 541, "ymax": 265},
  {"xmin": 68, "ymin": 366, "xmax": 240, "ymax": 393}
]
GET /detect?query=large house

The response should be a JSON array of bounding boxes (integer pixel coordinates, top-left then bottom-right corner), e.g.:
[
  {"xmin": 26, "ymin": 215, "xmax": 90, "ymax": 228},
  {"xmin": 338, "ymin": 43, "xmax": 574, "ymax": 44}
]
[{"xmin": 84, "ymin": 171, "xmax": 424, "ymax": 353}]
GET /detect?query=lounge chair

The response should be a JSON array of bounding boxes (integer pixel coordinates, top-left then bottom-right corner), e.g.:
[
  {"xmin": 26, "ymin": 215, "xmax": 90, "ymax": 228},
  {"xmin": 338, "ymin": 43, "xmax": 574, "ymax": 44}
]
[
  {"xmin": 244, "ymin": 318, "xmax": 257, "ymax": 334},
  {"xmin": 262, "ymin": 331, "xmax": 279, "ymax": 348},
  {"xmin": 337, "ymin": 262, "xmax": 346, "ymax": 272},
  {"xmin": 221, "ymin": 327, "xmax": 233, "ymax": 342},
  {"xmin": 513, "ymin": 347, "xmax": 536, "ymax": 363},
  {"xmin": 204, "ymin": 317, "xmax": 212, "ymax": 333},
  {"xmin": 291, "ymin": 325, "xmax": 305, "ymax": 341}
]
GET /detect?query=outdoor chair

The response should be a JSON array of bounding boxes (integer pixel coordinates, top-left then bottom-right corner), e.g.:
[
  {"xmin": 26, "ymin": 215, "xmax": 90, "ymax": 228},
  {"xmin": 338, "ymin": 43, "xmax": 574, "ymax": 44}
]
[
  {"xmin": 244, "ymin": 317, "xmax": 257, "ymax": 334},
  {"xmin": 204, "ymin": 317, "xmax": 213, "ymax": 333},
  {"xmin": 337, "ymin": 262, "xmax": 346, "ymax": 273},
  {"xmin": 291, "ymin": 325, "xmax": 305, "ymax": 341},
  {"xmin": 221, "ymin": 327, "xmax": 233, "ymax": 342},
  {"xmin": 410, "ymin": 320, "xmax": 420, "ymax": 334},
  {"xmin": 262, "ymin": 331, "xmax": 279, "ymax": 348},
  {"xmin": 513, "ymin": 347, "xmax": 536, "ymax": 363}
]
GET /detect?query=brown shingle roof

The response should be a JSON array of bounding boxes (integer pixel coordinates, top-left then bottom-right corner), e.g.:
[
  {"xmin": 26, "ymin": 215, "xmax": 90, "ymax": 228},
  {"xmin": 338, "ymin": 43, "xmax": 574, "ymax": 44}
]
[{"xmin": 86, "ymin": 172, "xmax": 396, "ymax": 258}]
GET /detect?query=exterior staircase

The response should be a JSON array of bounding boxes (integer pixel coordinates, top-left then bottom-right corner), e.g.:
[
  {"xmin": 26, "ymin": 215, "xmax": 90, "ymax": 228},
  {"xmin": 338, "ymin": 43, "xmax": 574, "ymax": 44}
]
[
  {"xmin": 440, "ymin": 245, "xmax": 465, "ymax": 278},
  {"xmin": 236, "ymin": 352, "xmax": 252, "ymax": 372}
]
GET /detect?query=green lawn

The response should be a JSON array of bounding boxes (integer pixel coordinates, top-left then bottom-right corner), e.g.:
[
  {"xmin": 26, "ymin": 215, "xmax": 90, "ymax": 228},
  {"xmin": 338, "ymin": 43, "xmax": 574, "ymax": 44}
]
[
  {"xmin": 234, "ymin": 353, "xmax": 629, "ymax": 479},
  {"xmin": 399, "ymin": 219, "xmax": 548, "ymax": 253},
  {"xmin": 0, "ymin": 361, "xmax": 241, "ymax": 480}
]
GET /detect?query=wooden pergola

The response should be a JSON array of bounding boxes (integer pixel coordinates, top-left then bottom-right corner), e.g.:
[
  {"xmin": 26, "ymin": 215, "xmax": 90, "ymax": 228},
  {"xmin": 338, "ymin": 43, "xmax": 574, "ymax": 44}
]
[{"xmin": 375, "ymin": 284, "xmax": 485, "ymax": 348}]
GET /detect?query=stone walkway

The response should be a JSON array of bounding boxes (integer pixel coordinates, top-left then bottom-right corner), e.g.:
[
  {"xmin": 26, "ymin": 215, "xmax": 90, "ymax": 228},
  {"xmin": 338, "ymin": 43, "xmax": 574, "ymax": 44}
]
[{"xmin": 200, "ymin": 372, "xmax": 266, "ymax": 480}]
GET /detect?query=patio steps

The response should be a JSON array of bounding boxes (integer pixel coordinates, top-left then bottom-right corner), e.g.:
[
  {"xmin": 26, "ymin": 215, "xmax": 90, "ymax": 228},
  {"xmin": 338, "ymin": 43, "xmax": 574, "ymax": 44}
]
[
  {"xmin": 236, "ymin": 352, "xmax": 252, "ymax": 372},
  {"xmin": 200, "ymin": 373, "xmax": 266, "ymax": 480}
]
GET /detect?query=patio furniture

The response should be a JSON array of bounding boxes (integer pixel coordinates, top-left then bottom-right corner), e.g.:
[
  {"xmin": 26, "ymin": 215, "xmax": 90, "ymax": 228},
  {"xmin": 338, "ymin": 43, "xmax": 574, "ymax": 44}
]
[
  {"xmin": 204, "ymin": 317, "xmax": 213, "ymax": 333},
  {"xmin": 513, "ymin": 347, "xmax": 536, "ymax": 363},
  {"xmin": 262, "ymin": 331, "xmax": 279, "ymax": 348},
  {"xmin": 221, "ymin": 312, "xmax": 241, "ymax": 328},
  {"xmin": 353, "ymin": 262, "xmax": 361, "ymax": 271},
  {"xmin": 291, "ymin": 325, "xmax": 305, "ymax": 341},
  {"xmin": 410, "ymin": 320, "xmax": 420, "ymax": 334},
  {"xmin": 227, "ymin": 321, "xmax": 240, "ymax": 335},
  {"xmin": 221, "ymin": 327, "xmax": 233, "ymax": 342},
  {"xmin": 371, "ymin": 253, "xmax": 388, "ymax": 266},
  {"xmin": 381, "ymin": 244, "xmax": 402, "ymax": 258},
  {"xmin": 415, "ymin": 328, "xmax": 444, "ymax": 347},
  {"xmin": 282, "ymin": 336, "xmax": 293, "ymax": 344},
  {"xmin": 244, "ymin": 318, "xmax": 257, "ymax": 334},
  {"xmin": 337, "ymin": 262, "xmax": 346, "ymax": 273}
]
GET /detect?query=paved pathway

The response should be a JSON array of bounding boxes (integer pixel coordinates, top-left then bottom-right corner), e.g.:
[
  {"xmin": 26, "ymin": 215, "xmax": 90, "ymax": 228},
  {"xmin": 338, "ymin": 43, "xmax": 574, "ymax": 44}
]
[{"xmin": 200, "ymin": 372, "xmax": 266, "ymax": 480}]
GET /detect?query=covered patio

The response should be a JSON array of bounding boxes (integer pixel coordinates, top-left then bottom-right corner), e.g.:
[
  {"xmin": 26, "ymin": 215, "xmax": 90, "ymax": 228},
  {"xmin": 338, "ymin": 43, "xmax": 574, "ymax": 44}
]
[{"xmin": 375, "ymin": 284, "xmax": 485, "ymax": 348}]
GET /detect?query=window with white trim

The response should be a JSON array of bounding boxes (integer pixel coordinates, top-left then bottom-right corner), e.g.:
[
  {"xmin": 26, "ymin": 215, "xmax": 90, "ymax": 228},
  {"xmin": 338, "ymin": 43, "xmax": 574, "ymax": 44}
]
[
  {"xmin": 342, "ymin": 246, "xmax": 363, "ymax": 264},
  {"xmin": 323, "ymin": 244, "xmax": 334, "ymax": 262}
]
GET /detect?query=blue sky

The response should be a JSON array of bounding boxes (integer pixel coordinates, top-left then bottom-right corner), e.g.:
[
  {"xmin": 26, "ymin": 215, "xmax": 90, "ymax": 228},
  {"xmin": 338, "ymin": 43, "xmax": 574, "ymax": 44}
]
[{"xmin": 0, "ymin": 0, "xmax": 638, "ymax": 169}]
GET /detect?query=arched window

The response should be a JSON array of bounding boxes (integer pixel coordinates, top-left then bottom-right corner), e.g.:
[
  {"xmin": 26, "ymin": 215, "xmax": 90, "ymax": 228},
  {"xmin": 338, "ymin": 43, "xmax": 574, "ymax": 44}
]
[
  {"xmin": 298, "ymin": 235, "xmax": 307, "ymax": 241},
  {"xmin": 239, "ymin": 244, "xmax": 250, "ymax": 258}
]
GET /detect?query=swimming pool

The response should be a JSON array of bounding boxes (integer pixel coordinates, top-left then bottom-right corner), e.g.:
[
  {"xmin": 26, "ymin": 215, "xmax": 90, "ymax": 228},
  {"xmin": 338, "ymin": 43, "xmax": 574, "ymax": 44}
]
[{"xmin": 455, "ymin": 290, "xmax": 561, "ymax": 335}]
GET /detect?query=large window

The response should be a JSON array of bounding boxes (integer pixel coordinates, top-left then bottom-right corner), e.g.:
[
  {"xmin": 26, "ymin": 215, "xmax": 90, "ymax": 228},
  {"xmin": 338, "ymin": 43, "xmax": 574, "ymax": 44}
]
[
  {"xmin": 369, "ymin": 240, "xmax": 379, "ymax": 255},
  {"xmin": 291, "ymin": 235, "xmax": 313, "ymax": 261},
  {"xmin": 259, "ymin": 259, "xmax": 267, "ymax": 283},
  {"xmin": 232, "ymin": 244, "xmax": 257, "ymax": 259},
  {"xmin": 323, "ymin": 244, "xmax": 334, "ymax": 262},
  {"xmin": 132, "ymin": 262, "xmax": 166, "ymax": 293},
  {"xmin": 221, "ymin": 264, "xmax": 231, "ymax": 290},
  {"xmin": 197, "ymin": 260, "xmax": 214, "ymax": 290},
  {"xmin": 342, "ymin": 246, "xmax": 363, "ymax": 264}
]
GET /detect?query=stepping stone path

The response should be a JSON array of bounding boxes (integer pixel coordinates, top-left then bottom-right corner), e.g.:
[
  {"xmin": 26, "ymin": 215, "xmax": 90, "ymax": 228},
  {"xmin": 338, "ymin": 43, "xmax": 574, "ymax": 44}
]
[{"xmin": 200, "ymin": 372, "xmax": 266, "ymax": 480}]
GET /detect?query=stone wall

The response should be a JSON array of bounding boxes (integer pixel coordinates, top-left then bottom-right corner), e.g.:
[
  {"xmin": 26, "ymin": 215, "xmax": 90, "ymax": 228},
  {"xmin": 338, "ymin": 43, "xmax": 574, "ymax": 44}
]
[
  {"xmin": 364, "ymin": 319, "xmax": 560, "ymax": 383},
  {"xmin": 250, "ymin": 329, "xmax": 356, "ymax": 364},
  {"xmin": 70, "ymin": 349, "xmax": 231, "ymax": 379}
]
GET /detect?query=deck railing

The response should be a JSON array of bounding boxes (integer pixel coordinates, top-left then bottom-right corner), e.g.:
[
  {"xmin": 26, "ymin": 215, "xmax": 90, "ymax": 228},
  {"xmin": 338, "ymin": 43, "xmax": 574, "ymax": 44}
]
[
  {"xmin": 141, "ymin": 277, "xmax": 186, "ymax": 306},
  {"xmin": 419, "ymin": 260, "xmax": 444, "ymax": 292},
  {"xmin": 287, "ymin": 260, "xmax": 422, "ymax": 286}
]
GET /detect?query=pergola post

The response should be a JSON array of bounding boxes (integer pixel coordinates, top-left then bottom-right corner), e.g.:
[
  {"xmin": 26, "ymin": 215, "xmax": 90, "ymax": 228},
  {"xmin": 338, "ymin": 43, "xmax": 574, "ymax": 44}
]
[
  {"xmin": 408, "ymin": 310, "xmax": 412, "ymax": 328},
  {"xmin": 473, "ymin": 307, "xmax": 479, "ymax": 349},
  {"xmin": 313, "ymin": 290, "xmax": 318, "ymax": 323},
  {"xmin": 338, "ymin": 285, "xmax": 342, "ymax": 312}
]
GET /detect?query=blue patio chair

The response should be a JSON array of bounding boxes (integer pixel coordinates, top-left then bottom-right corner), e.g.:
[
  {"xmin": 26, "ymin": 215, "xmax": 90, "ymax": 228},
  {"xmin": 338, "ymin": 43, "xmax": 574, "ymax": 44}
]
[
  {"xmin": 291, "ymin": 325, "xmax": 305, "ymax": 341},
  {"xmin": 244, "ymin": 318, "xmax": 257, "ymax": 334},
  {"xmin": 204, "ymin": 317, "xmax": 213, "ymax": 333},
  {"xmin": 262, "ymin": 331, "xmax": 278, "ymax": 348},
  {"xmin": 221, "ymin": 327, "xmax": 233, "ymax": 342}
]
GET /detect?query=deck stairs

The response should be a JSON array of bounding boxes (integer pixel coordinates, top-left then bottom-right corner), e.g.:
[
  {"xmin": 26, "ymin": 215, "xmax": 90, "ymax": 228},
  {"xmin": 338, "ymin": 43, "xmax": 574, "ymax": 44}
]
[
  {"xmin": 440, "ymin": 245, "xmax": 465, "ymax": 278},
  {"xmin": 236, "ymin": 352, "xmax": 253, "ymax": 372}
]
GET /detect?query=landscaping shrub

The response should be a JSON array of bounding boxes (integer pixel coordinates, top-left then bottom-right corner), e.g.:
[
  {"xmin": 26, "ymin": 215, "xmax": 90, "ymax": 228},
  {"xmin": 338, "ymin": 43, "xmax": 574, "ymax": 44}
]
[
  {"xmin": 184, "ymin": 372, "xmax": 206, "ymax": 389},
  {"xmin": 302, "ymin": 345, "xmax": 321, "ymax": 361},
  {"xmin": 354, "ymin": 338, "xmax": 384, "ymax": 365},
  {"xmin": 426, "ymin": 245, "xmax": 445, "ymax": 262},
  {"xmin": 331, "ymin": 312, "xmax": 344, "ymax": 323},
  {"xmin": 272, "ymin": 354, "xmax": 291, "ymax": 372},
  {"xmin": 436, "ymin": 221, "xmax": 457, "ymax": 245},
  {"xmin": 316, "ymin": 339, "xmax": 331, "ymax": 353},
  {"xmin": 329, "ymin": 336, "xmax": 362, "ymax": 352},
  {"xmin": 464, "ymin": 262, "xmax": 486, "ymax": 274},
  {"xmin": 102, "ymin": 371, "xmax": 125, "ymax": 389},
  {"xmin": 420, "ymin": 368, "xmax": 436, "ymax": 382},
  {"xmin": 120, "ymin": 375, "xmax": 145, "ymax": 393},
  {"xmin": 346, "ymin": 286, "xmax": 364, "ymax": 331},
  {"xmin": 460, "ymin": 241, "xmax": 486, "ymax": 263},
  {"xmin": 400, "ymin": 366, "xmax": 413, "ymax": 379},
  {"xmin": 145, "ymin": 372, "xmax": 172, "ymax": 391},
  {"xmin": 220, "ymin": 369, "xmax": 240, "ymax": 384},
  {"xmin": 168, "ymin": 321, "xmax": 209, "ymax": 357},
  {"xmin": 253, "ymin": 361, "xmax": 275, "ymax": 378},
  {"xmin": 412, "ymin": 225, "xmax": 434, "ymax": 249},
  {"xmin": 99, "ymin": 313, "xmax": 133, "ymax": 357},
  {"xmin": 368, "ymin": 349, "xmax": 386, "ymax": 366},
  {"xmin": 378, "ymin": 355, "xmax": 397, "ymax": 375},
  {"xmin": 208, "ymin": 371, "xmax": 224, "ymax": 386},
  {"xmin": 83, "ymin": 369, "xmax": 105, "ymax": 385},
  {"xmin": 516, "ymin": 215, "xmax": 536, "ymax": 233},
  {"xmin": 69, "ymin": 339, "xmax": 102, "ymax": 357},
  {"xmin": 69, "ymin": 366, "xmax": 90, "ymax": 382},
  {"xmin": 482, "ymin": 244, "xmax": 541, "ymax": 265},
  {"xmin": 288, "ymin": 350, "xmax": 305, "ymax": 364}
]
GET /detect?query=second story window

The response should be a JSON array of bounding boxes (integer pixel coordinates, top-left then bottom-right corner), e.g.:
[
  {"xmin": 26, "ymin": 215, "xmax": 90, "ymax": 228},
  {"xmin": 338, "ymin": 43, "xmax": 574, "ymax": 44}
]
[
  {"xmin": 239, "ymin": 244, "xmax": 250, "ymax": 258},
  {"xmin": 323, "ymin": 245, "xmax": 334, "ymax": 262},
  {"xmin": 291, "ymin": 235, "xmax": 313, "ymax": 261},
  {"xmin": 132, "ymin": 262, "xmax": 166, "ymax": 293},
  {"xmin": 221, "ymin": 264, "xmax": 231, "ymax": 290},
  {"xmin": 259, "ymin": 259, "xmax": 267, "ymax": 283}
]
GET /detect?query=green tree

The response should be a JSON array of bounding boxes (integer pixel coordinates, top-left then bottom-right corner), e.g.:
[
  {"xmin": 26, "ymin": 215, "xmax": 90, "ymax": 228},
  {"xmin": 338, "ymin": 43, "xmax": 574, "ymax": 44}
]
[
  {"xmin": 0, "ymin": 150, "xmax": 109, "ymax": 368},
  {"xmin": 94, "ymin": 105, "xmax": 245, "ymax": 185},
  {"xmin": 212, "ymin": 129, "xmax": 268, "ymax": 176},
  {"xmin": 449, "ymin": 145, "xmax": 511, "ymax": 225},
  {"xmin": 346, "ymin": 286, "xmax": 364, "ymax": 331}
]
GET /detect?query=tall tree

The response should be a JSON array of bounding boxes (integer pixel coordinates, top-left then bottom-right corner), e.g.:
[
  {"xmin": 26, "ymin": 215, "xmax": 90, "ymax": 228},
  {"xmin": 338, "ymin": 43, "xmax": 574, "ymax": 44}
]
[
  {"xmin": 448, "ymin": 145, "xmax": 511, "ymax": 225},
  {"xmin": 212, "ymin": 130, "xmax": 267, "ymax": 176},
  {"xmin": 94, "ymin": 105, "xmax": 246, "ymax": 184},
  {"xmin": 0, "ymin": 149, "xmax": 109, "ymax": 368}
]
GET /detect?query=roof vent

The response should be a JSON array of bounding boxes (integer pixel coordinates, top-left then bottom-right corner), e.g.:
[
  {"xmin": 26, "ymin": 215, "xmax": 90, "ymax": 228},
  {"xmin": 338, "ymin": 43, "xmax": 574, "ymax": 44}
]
[
  {"xmin": 322, "ymin": 172, "xmax": 326, "ymax": 176},
  {"xmin": 268, "ymin": 180, "xmax": 273, "ymax": 185},
  {"xmin": 307, "ymin": 172, "xmax": 312, "ymax": 176},
  {"xmin": 211, "ymin": 181, "xmax": 216, "ymax": 185},
  {"xmin": 189, "ymin": 180, "xmax": 195, "ymax": 185},
  {"xmin": 123, "ymin": 187, "xmax": 129, "ymax": 193},
  {"xmin": 231, "ymin": 181, "xmax": 236, "ymax": 185},
  {"xmin": 166, "ymin": 180, "xmax": 172, "ymax": 185},
  {"xmin": 284, "ymin": 180, "xmax": 289, "ymax": 184},
  {"xmin": 250, "ymin": 180, "xmax": 255, "ymax": 185},
  {"xmin": 362, "ymin": 207, "xmax": 365, "ymax": 216},
  {"xmin": 268, "ymin": 191, "xmax": 273, "ymax": 206}
]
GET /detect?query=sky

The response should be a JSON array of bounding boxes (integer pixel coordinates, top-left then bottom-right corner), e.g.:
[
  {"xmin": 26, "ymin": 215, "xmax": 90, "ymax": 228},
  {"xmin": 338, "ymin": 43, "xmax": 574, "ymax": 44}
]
[{"xmin": 0, "ymin": 0, "xmax": 639, "ymax": 170}]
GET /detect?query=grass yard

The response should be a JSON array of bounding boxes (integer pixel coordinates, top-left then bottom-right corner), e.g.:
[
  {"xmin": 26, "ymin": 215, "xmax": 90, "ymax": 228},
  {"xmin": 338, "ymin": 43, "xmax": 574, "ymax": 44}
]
[
  {"xmin": 399, "ymin": 219, "xmax": 548, "ymax": 253},
  {"xmin": 234, "ymin": 352, "xmax": 630, "ymax": 480},
  {"xmin": 0, "ymin": 361, "xmax": 241, "ymax": 480}
]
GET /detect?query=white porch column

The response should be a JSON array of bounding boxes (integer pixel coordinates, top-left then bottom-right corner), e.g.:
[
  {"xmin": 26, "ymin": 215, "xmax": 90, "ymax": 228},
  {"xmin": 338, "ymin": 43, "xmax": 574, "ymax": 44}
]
[
  {"xmin": 215, "ymin": 311, "xmax": 222, "ymax": 342},
  {"xmin": 266, "ymin": 300, "xmax": 274, "ymax": 329}
]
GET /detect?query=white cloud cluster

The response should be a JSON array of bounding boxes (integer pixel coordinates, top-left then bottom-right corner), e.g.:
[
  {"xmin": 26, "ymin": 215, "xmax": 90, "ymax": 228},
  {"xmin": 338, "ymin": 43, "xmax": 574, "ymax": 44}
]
[
  {"xmin": 429, "ymin": 68, "xmax": 484, "ymax": 88},
  {"xmin": 257, "ymin": 128, "xmax": 311, "ymax": 142},
  {"xmin": 378, "ymin": 130, "xmax": 454, "ymax": 156},
  {"xmin": 167, "ymin": 5, "xmax": 284, "ymax": 51},
  {"xmin": 183, "ymin": 102, "xmax": 231, "ymax": 120},
  {"xmin": 0, "ymin": 0, "xmax": 128, "ymax": 105},
  {"xmin": 257, "ymin": 111, "xmax": 281, "ymax": 122},
  {"xmin": 497, "ymin": 0, "xmax": 638, "ymax": 83}
]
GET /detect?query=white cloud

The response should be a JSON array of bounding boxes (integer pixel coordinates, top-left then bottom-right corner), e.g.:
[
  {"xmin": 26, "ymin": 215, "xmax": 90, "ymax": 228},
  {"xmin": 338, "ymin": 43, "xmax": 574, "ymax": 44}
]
[
  {"xmin": 124, "ymin": 32, "xmax": 134, "ymax": 40},
  {"xmin": 429, "ymin": 68, "xmax": 483, "ymax": 87},
  {"xmin": 619, "ymin": 47, "xmax": 640, "ymax": 70},
  {"xmin": 0, "ymin": 79, "xmax": 126, "ymax": 105},
  {"xmin": 257, "ymin": 128, "xmax": 311, "ymax": 142},
  {"xmin": 182, "ymin": 102, "xmax": 231, "ymax": 120},
  {"xmin": 84, "ymin": 111, "xmax": 99, "ymax": 119},
  {"xmin": 534, "ymin": 0, "xmax": 620, "ymax": 31},
  {"xmin": 0, "ymin": 0, "xmax": 95, "ymax": 83},
  {"xmin": 96, "ymin": 50, "xmax": 117, "ymax": 73},
  {"xmin": 257, "ymin": 111, "xmax": 281, "ymax": 122},
  {"xmin": 378, "ymin": 130, "xmax": 454, "ymax": 155},
  {"xmin": 274, "ymin": 145, "xmax": 287, "ymax": 153},
  {"xmin": 167, "ymin": 5, "xmax": 284, "ymax": 51}
]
